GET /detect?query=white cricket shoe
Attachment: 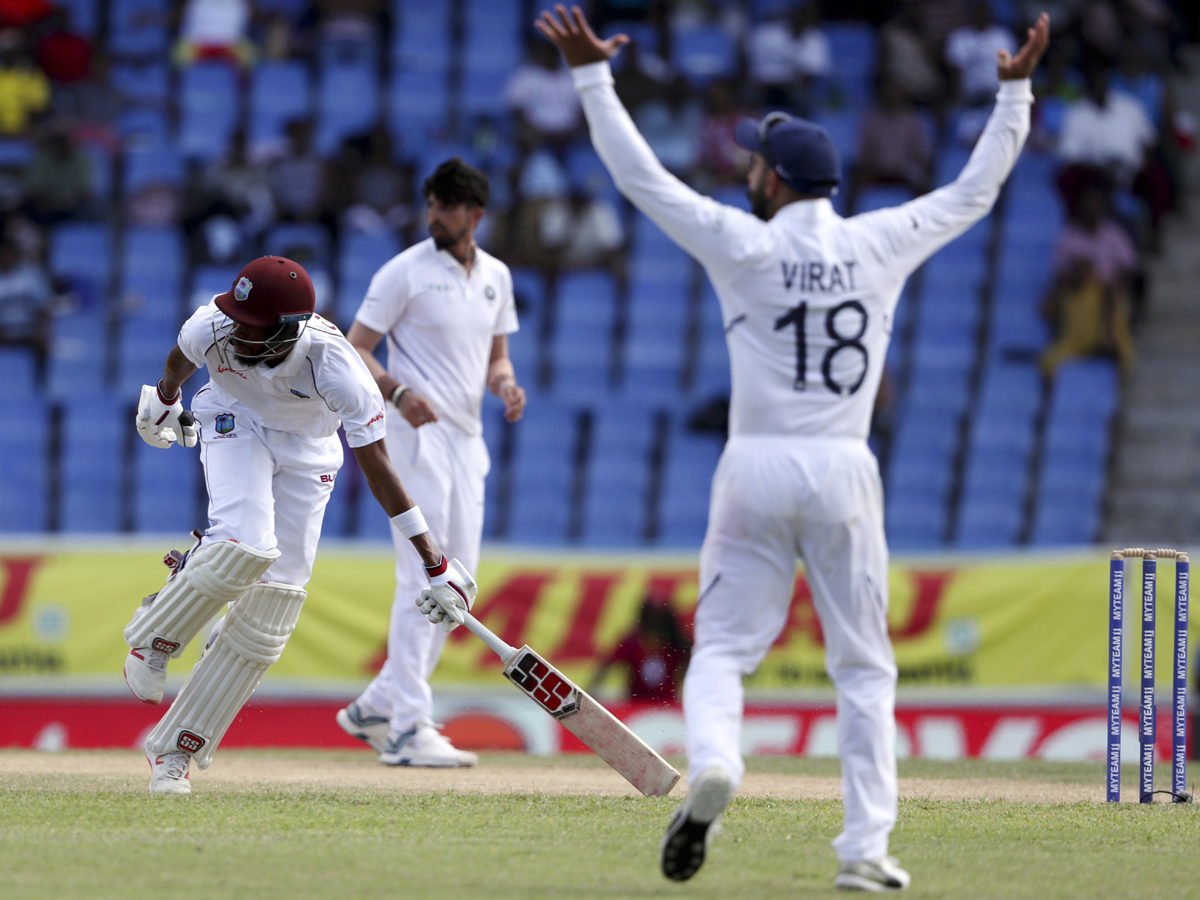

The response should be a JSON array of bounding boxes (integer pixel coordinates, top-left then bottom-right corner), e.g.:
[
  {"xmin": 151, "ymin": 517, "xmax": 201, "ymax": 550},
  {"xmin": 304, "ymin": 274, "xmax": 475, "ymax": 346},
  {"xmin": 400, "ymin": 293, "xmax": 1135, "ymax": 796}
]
[
  {"xmin": 124, "ymin": 647, "xmax": 168, "ymax": 704},
  {"xmin": 379, "ymin": 724, "xmax": 478, "ymax": 767},
  {"xmin": 834, "ymin": 856, "xmax": 911, "ymax": 892},
  {"xmin": 146, "ymin": 749, "xmax": 192, "ymax": 795},
  {"xmin": 660, "ymin": 766, "xmax": 734, "ymax": 882},
  {"xmin": 335, "ymin": 701, "xmax": 391, "ymax": 754}
]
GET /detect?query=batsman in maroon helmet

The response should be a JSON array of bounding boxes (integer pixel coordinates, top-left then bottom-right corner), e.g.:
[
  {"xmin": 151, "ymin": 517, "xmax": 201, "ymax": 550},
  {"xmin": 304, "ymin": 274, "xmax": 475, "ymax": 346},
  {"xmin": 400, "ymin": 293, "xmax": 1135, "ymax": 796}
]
[{"xmin": 122, "ymin": 255, "xmax": 476, "ymax": 794}]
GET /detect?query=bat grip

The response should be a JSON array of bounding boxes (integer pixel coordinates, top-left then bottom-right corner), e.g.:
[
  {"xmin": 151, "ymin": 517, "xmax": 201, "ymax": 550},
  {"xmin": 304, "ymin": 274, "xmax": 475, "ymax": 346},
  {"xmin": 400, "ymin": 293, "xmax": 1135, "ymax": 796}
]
[{"xmin": 460, "ymin": 612, "xmax": 518, "ymax": 666}]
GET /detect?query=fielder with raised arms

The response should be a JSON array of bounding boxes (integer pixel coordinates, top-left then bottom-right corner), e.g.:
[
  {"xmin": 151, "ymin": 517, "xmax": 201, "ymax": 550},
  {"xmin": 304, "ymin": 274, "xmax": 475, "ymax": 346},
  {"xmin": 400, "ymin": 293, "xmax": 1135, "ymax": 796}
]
[
  {"xmin": 123, "ymin": 255, "xmax": 476, "ymax": 794},
  {"xmin": 526, "ymin": 5, "xmax": 1050, "ymax": 891}
]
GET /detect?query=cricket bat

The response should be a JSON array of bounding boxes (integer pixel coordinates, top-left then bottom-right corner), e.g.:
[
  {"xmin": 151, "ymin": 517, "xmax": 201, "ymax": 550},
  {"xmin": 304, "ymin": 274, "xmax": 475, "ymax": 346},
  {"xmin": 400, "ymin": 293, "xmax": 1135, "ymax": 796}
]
[{"xmin": 457, "ymin": 610, "xmax": 680, "ymax": 797}]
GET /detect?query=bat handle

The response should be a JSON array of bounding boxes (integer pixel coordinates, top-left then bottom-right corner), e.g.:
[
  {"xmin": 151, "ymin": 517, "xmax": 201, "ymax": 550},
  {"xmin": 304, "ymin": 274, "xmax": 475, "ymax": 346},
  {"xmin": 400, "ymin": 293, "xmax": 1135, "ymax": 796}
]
[{"xmin": 459, "ymin": 611, "xmax": 519, "ymax": 666}]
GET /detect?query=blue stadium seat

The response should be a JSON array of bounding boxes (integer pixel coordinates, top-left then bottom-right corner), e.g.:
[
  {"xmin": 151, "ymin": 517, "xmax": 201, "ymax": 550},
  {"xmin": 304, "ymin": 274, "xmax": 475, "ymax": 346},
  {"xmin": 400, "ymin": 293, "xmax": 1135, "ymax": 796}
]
[
  {"xmin": 1047, "ymin": 359, "xmax": 1119, "ymax": 421},
  {"xmin": 658, "ymin": 429, "xmax": 722, "ymax": 546},
  {"xmin": 954, "ymin": 496, "xmax": 1023, "ymax": 548},
  {"xmin": 61, "ymin": 396, "xmax": 126, "ymax": 532},
  {"xmin": 132, "ymin": 440, "xmax": 203, "ymax": 535},
  {"xmin": 977, "ymin": 361, "xmax": 1042, "ymax": 415},
  {"xmin": 179, "ymin": 63, "xmax": 239, "ymax": 160},
  {"xmin": 316, "ymin": 63, "xmax": 380, "ymax": 156},
  {"xmin": 671, "ymin": 26, "xmax": 737, "ymax": 85},
  {"xmin": 581, "ymin": 404, "xmax": 655, "ymax": 546},
  {"xmin": 887, "ymin": 453, "xmax": 954, "ymax": 505},
  {"xmin": 109, "ymin": 0, "xmax": 170, "ymax": 57},
  {"xmin": 854, "ymin": 185, "xmax": 914, "ymax": 214},
  {"xmin": 885, "ymin": 489, "xmax": 948, "ymax": 549},
  {"xmin": 814, "ymin": 109, "xmax": 861, "ymax": 170},
  {"xmin": 903, "ymin": 362, "xmax": 972, "ymax": 414},
  {"xmin": 111, "ymin": 62, "xmax": 170, "ymax": 105},
  {"xmin": 48, "ymin": 315, "xmax": 107, "ymax": 403},
  {"xmin": 392, "ymin": 12, "xmax": 452, "ymax": 72},
  {"xmin": 56, "ymin": 0, "xmax": 99, "ymax": 34},
  {"xmin": 190, "ymin": 264, "xmax": 241, "ymax": 310},
  {"xmin": 507, "ymin": 402, "xmax": 578, "ymax": 544},
  {"xmin": 825, "ymin": 24, "xmax": 876, "ymax": 82},
  {"xmin": 250, "ymin": 62, "xmax": 312, "ymax": 146},
  {"xmin": 265, "ymin": 223, "xmax": 331, "ymax": 267},
  {"xmin": 118, "ymin": 320, "xmax": 178, "ymax": 397},
  {"xmin": 890, "ymin": 408, "xmax": 960, "ymax": 462},
  {"xmin": 50, "ymin": 222, "xmax": 112, "ymax": 295},
  {"xmin": 122, "ymin": 227, "xmax": 185, "ymax": 325},
  {"xmin": 0, "ymin": 348, "xmax": 40, "ymax": 398},
  {"xmin": 388, "ymin": 68, "xmax": 451, "ymax": 142},
  {"xmin": 1029, "ymin": 499, "xmax": 1100, "ymax": 546},
  {"xmin": 123, "ymin": 145, "xmax": 184, "ymax": 193},
  {"xmin": 1041, "ymin": 415, "xmax": 1111, "ymax": 465},
  {"xmin": 551, "ymin": 271, "xmax": 618, "ymax": 380}
]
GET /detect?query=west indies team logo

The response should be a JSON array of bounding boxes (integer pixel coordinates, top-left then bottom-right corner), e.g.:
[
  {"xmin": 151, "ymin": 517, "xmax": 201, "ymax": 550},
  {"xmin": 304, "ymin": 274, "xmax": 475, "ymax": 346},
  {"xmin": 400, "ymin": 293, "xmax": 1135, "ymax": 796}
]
[
  {"xmin": 214, "ymin": 413, "xmax": 236, "ymax": 434},
  {"xmin": 234, "ymin": 277, "xmax": 253, "ymax": 301}
]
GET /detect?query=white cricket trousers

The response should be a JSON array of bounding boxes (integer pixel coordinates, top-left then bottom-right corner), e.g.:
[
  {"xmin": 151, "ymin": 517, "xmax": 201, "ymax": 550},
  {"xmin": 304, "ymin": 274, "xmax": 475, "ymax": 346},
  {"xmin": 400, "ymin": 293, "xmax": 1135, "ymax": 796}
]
[
  {"xmin": 684, "ymin": 434, "xmax": 897, "ymax": 863},
  {"xmin": 193, "ymin": 390, "xmax": 342, "ymax": 587},
  {"xmin": 357, "ymin": 415, "xmax": 489, "ymax": 733}
]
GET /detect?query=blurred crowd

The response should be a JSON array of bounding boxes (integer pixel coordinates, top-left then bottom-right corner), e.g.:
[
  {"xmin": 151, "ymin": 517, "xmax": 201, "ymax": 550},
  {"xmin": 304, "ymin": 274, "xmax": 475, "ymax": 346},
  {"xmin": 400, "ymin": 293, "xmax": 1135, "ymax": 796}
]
[{"xmin": 0, "ymin": 0, "xmax": 1196, "ymax": 371}]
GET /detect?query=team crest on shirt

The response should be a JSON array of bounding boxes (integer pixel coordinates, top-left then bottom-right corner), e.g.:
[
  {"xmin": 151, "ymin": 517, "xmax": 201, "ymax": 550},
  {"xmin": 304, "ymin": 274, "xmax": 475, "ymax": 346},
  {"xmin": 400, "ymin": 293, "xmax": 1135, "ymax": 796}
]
[
  {"xmin": 485, "ymin": 285, "xmax": 496, "ymax": 301},
  {"xmin": 214, "ymin": 413, "xmax": 236, "ymax": 434},
  {"xmin": 234, "ymin": 277, "xmax": 253, "ymax": 301}
]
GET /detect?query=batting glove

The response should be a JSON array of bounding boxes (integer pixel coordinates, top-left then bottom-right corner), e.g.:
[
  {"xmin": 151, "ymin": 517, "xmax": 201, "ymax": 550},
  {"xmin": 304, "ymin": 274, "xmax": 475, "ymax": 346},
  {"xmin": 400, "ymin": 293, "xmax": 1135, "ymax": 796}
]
[
  {"xmin": 136, "ymin": 384, "xmax": 198, "ymax": 449},
  {"xmin": 417, "ymin": 557, "xmax": 477, "ymax": 632}
]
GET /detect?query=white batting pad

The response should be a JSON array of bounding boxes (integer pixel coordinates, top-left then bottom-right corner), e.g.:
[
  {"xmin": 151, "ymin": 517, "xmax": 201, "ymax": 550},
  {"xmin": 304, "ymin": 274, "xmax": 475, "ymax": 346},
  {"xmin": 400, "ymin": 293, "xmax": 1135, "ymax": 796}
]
[
  {"xmin": 145, "ymin": 581, "xmax": 306, "ymax": 768},
  {"xmin": 124, "ymin": 540, "xmax": 281, "ymax": 658}
]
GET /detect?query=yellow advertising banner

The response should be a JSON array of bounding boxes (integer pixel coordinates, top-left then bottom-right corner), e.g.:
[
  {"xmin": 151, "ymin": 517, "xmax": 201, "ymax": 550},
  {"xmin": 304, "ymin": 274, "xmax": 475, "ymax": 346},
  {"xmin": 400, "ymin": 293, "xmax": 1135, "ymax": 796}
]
[{"xmin": 0, "ymin": 542, "xmax": 1192, "ymax": 689}]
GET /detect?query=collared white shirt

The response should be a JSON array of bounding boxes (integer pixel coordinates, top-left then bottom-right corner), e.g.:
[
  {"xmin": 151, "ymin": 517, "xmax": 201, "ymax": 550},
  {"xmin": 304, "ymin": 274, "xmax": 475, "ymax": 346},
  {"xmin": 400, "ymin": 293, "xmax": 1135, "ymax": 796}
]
[
  {"xmin": 354, "ymin": 238, "xmax": 519, "ymax": 436},
  {"xmin": 1057, "ymin": 91, "xmax": 1154, "ymax": 178},
  {"xmin": 178, "ymin": 300, "xmax": 387, "ymax": 447},
  {"xmin": 571, "ymin": 62, "xmax": 1033, "ymax": 441}
]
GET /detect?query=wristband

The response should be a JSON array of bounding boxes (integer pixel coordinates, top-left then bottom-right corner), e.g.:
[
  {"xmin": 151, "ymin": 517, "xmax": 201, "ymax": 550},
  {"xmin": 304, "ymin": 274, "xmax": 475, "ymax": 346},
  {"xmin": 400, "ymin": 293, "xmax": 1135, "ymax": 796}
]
[
  {"xmin": 391, "ymin": 506, "xmax": 428, "ymax": 538},
  {"xmin": 156, "ymin": 380, "xmax": 180, "ymax": 406},
  {"xmin": 389, "ymin": 384, "xmax": 409, "ymax": 407},
  {"xmin": 425, "ymin": 555, "xmax": 448, "ymax": 579}
]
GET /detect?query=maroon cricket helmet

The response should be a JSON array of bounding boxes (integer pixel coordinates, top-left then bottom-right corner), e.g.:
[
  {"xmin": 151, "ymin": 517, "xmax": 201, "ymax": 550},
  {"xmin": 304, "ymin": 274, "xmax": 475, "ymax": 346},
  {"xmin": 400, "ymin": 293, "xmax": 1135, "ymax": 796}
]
[{"xmin": 215, "ymin": 256, "xmax": 315, "ymax": 328}]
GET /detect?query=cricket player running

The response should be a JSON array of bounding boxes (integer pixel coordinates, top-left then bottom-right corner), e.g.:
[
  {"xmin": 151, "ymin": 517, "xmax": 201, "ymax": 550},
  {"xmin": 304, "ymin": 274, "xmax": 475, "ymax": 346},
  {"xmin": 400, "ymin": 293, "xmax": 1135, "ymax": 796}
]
[
  {"xmin": 122, "ymin": 255, "xmax": 476, "ymax": 794},
  {"xmin": 531, "ymin": 5, "xmax": 1050, "ymax": 891}
]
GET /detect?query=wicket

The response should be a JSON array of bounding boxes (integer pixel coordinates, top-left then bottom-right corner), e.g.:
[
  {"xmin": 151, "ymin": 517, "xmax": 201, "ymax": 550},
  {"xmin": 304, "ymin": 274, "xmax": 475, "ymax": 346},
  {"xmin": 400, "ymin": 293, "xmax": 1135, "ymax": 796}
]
[{"xmin": 1107, "ymin": 548, "xmax": 1191, "ymax": 803}]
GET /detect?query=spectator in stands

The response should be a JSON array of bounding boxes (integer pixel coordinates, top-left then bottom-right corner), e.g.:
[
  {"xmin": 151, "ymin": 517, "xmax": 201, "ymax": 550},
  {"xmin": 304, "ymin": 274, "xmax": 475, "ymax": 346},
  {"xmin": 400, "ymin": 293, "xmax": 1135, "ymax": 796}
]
[
  {"xmin": 340, "ymin": 128, "xmax": 416, "ymax": 239},
  {"xmin": 1040, "ymin": 187, "xmax": 1137, "ymax": 377},
  {"xmin": 191, "ymin": 130, "xmax": 275, "ymax": 240},
  {"xmin": 20, "ymin": 123, "xmax": 93, "ymax": 226},
  {"xmin": 945, "ymin": 1, "xmax": 1016, "ymax": 143},
  {"xmin": 0, "ymin": 0, "xmax": 51, "ymax": 30},
  {"xmin": 1056, "ymin": 63, "xmax": 1169, "ymax": 243},
  {"xmin": 506, "ymin": 148, "xmax": 571, "ymax": 267},
  {"xmin": 537, "ymin": 182, "xmax": 626, "ymax": 274},
  {"xmin": 745, "ymin": 3, "xmax": 830, "ymax": 116},
  {"xmin": 53, "ymin": 52, "xmax": 123, "ymax": 151},
  {"xmin": 270, "ymin": 118, "xmax": 335, "ymax": 234},
  {"xmin": 0, "ymin": 239, "xmax": 52, "ymax": 359},
  {"xmin": 506, "ymin": 38, "xmax": 583, "ymax": 151},
  {"xmin": 32, "ymin": 8, "xmax": 92, "ymax": 86},
  {"xmin": 174, "ymin": 0, "xmax": 256, "ymax": 69},
  {"xmin": 878, "ymin": 4, "xmax": 946, "ymax": 110},
  {"xmin": 696, "ymin": 79, "xmax": 746, "ymax": 186},
  {"xmin": 589, "ymin": 587, "xmax": 692, "ymax": 703},
  {"xmin": 0, "ymin": 29, "xmax": 50, "ymax": 137},
  {"xmin": 636, "ymin": 75, "xmax": 703, "ymax": 178},
  {"xmin": 847, "ymin": 78, "xmax": 932, "ymax": 213},
  {"xmin": 613, "ymin": 38, "xmax": 670, "ymax": 115}
]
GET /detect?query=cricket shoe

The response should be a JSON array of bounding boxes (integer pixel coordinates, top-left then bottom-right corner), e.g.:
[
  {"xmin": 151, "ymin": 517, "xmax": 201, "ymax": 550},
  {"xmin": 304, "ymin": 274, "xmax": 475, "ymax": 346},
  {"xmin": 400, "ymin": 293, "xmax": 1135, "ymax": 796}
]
[
  {"xmin": 146, "ymin": 749, "xmax": 192, "ymax": 795},
  {"xmin": 660, "ymin": 766, "xmax": 734, "ymax": 881},
  {"xmin": 124, "ymin": 646, "xmax": 168, "ymax": 704},
  {"xmin": 834, "ymin": 856, "xmax": 911, "ymax": 892},
  {"xmin": 335, "ymin": 701, "xmax": 391, "ymax": 754},
  {"xmin": 379, "ymin": 724, "xmax": 478, "ymax": 767}
]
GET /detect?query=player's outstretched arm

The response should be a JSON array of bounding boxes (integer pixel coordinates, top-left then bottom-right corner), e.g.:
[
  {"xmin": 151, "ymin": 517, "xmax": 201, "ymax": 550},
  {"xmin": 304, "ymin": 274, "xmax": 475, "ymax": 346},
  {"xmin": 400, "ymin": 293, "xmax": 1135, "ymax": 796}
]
[
  {"xmin": 353, "ymin": 439, "xmax": 443, "ymax": 567},
  {"xmin": 533, "ymin": 4, "xmax": 760, "ymax": 280},
  {"xmin": 998, "ymin": 12, "xmax": 1050, "ymax": 81}
]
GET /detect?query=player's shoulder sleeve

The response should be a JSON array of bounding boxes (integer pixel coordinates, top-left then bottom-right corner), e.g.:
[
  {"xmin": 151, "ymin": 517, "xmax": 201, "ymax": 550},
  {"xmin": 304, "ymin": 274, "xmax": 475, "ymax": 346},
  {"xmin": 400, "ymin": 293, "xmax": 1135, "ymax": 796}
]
[
  {"xmin": 311, "ymin": 332, "xmax": 387, "ymax": 448},
  {"xmin": 177, "ymin": 301, "xmax": 219, "ymax": 368},
  {"xmin": 486, "ymin": 254, "xmax": 519, "ymax": 336},
  {"xmin": 353, "ymin": 248, "xmax": 413, "ymax": 336}
]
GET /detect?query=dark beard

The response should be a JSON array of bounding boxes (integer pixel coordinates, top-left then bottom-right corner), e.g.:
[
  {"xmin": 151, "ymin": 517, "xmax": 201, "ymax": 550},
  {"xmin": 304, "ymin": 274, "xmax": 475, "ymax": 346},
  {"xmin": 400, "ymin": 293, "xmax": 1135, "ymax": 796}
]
[
  {"xmin": 431, "ymin": 226, "xmax": 460, "ymax": 249},
  {"xmin": 748, "ymin": 184, "xmax": 770, "ymax": 221}
]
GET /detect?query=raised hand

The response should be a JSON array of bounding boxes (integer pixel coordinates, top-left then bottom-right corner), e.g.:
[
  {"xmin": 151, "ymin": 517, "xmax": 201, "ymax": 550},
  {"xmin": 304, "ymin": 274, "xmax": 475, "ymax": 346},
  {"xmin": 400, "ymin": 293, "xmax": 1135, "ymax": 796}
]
[
  {"xmin": 535, "ymin": 4, "xmax": 629, "ymax": 68},
  {"xmin": 998, "ymin": 12, "xmax": 1050, "ymax": 81}
]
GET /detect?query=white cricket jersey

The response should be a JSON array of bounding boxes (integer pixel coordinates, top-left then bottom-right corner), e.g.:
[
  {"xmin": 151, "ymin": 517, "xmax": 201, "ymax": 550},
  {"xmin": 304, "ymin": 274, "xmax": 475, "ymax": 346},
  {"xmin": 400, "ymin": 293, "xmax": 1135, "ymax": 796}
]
[
  {"xmin": 572, "ymin": 62, "xmax": 1033, "ymax": 441},
  {"xmin": 354, "ymin": 238, "xmax": 519, "ymax": 436},
  {"xmin": 178, "ymin": 300, "xmax": 387, "ymax": 448}
]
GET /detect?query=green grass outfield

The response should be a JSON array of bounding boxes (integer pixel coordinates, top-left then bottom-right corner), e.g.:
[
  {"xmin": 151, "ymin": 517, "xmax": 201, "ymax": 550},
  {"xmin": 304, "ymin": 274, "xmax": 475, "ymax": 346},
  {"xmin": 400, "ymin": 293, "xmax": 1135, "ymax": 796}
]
[{"xmin": 2, "ymin": 751, "xmax": 1196, "ymax": 899}]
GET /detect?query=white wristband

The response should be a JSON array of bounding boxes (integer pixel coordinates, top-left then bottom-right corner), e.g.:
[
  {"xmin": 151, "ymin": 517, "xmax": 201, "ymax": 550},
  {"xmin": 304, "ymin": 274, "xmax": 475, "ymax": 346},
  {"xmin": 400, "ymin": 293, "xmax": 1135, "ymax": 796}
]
[{"xmin": 391, "ymin": 506, "xmax": 429, "ymax": 538}]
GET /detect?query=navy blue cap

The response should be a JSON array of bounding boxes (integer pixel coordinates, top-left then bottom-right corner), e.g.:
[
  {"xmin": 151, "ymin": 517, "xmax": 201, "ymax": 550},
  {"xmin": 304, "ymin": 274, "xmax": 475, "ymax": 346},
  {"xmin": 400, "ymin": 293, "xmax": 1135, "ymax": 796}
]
[{"xmin": 735, "ymin": 113, "xmax": 840, "ymax": 197}]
